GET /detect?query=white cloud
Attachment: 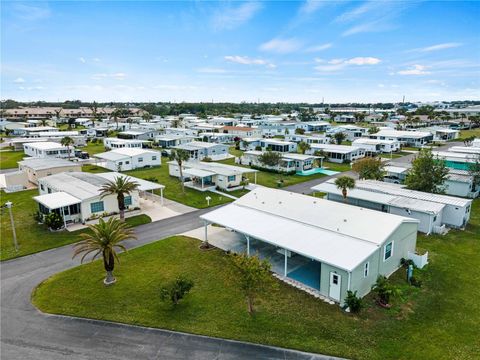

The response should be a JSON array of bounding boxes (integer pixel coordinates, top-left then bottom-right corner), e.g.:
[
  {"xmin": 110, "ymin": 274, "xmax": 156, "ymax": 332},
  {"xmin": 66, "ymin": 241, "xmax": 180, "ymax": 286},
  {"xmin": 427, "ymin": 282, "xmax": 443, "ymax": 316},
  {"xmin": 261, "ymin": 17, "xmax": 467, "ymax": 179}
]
[
  {"xmin": 197, "ymin": 68, "xmax": 228, "ymax": 74},
  {"xmin": 315, "ymin": 57, "xmax": 381, "ymax": 72},
  {"xmin": 259, "ymin": 38, "xmax": 302, "ymax": 54},
  {"xmin": 79, "ymin": 57, "xmax": 86, "ymax": 63},
  {"xmin": 12, "ymin": 3, "xmax": 51, "ymax": 21},
  {"xmin": 91, "ymin": 73, "xmax": 126, "ymax": 80},
  {"xmin": 224, "ymin": 55, "xmax": 275, "ymax": 68},
  {"xmin": 418, "ymin": 42, "xmax": 463, "ymax": 52},
  {"xmin": 345, "ymin": 57, "xmax": 381, "ymax": 65},
  {"xmin": 335, "ymin": 1, "xmax": 377, "ymax": 23},
  {"xmin": 305, "ymin": 43, "xmax": 332, "ymax": 53},
  {"xmin": 92, "ymin": 58, "xmax": 101, "ymax": 62},
  {"xmin": 13, "ymin": 77, "xmax": 26, "ymax": 83},
  {"xmin": 212, "ymin": 2, "xmax": 262, "ymax": 30},
  {"xmin": 397, "ymin": 64, "xmax": 431, "ymax": 76},
  {"xmin": 298, "ymin": 0, "xmax": 327, "ymax": 15}
]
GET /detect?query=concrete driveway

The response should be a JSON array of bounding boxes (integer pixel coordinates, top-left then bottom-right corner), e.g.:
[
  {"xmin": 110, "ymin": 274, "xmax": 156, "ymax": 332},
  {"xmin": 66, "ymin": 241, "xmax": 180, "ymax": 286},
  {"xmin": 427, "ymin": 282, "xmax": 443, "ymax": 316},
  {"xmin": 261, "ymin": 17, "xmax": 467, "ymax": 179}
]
[{"xmin": 1, "ymin": 209, "xmax": 338, "ymax": 360}]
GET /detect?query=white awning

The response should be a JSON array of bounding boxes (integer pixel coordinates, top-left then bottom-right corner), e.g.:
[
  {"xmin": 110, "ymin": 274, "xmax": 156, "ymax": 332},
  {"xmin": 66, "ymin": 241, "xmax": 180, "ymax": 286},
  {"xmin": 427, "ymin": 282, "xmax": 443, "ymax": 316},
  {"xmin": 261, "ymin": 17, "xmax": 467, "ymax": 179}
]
[
  {"xmin": 34, "ymin": 192, "xmax": 81, "ymax": 209},
  {"xmin": 183, "ymin": 168, "xmax": 216, "ymax": 178},
  {"xmin": 95, "ymin": 172, "xmax": 165, "ymax": 191}
]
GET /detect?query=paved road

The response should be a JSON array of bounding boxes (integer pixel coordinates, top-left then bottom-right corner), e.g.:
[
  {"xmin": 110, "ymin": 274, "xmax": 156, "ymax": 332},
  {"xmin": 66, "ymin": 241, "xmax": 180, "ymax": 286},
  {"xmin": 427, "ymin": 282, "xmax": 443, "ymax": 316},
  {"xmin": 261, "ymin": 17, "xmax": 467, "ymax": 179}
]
[{"xmin": 1, "ymin": 209, "xmax": 338, "ymax": 360}]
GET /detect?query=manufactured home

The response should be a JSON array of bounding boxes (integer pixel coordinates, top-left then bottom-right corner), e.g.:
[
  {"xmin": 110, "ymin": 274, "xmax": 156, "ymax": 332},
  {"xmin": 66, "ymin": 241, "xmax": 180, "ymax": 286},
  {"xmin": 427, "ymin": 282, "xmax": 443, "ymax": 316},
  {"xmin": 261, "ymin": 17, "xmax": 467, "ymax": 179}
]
[{"xmin": 94, "ymin": 148, "xmax": 161, "ymax": 171}]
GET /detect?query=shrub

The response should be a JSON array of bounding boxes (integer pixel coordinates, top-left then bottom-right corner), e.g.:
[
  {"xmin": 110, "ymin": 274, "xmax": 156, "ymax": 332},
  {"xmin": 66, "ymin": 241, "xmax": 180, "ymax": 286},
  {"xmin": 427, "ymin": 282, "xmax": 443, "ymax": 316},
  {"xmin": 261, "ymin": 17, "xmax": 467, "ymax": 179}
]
[
  {"xmin": 145, "ymin": 176, "xmax": 159, "ymax": 183},
  {"xmin": 372, "ymin": 276, "xmax": 400, "ymax": 306},
  {"xmin": 202, "ymin": 156, "xmax": 212, "ymax": 162},
  {"xmin": 344, "ymin": 290, "xmax": 363, "ymax": 314},
  {"xmin": 44, "ymin": 212, "xmax": 64, "ymax": 230},
  {"xmin": 400, "ymin": 258, "xmax": 415, "ymax": 268},
  {"xmin": 160, "ymin": 276, "xmax": 194, "ymax": 305},
  {"xmin": 410, "ymin": 276, "xmax": 422, "ymax": 288},
  {"xmin": 255, "ymin": 146, "xmax": 262, "ymax": 151}
]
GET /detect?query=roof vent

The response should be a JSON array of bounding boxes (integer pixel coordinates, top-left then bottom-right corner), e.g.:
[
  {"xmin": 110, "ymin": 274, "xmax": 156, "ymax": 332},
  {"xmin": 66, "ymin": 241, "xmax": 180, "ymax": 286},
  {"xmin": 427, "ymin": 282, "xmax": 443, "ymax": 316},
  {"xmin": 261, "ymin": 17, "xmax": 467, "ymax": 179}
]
[{"xmin": 344, "ymin": 219, "xmax": 347, "ymax": 222}]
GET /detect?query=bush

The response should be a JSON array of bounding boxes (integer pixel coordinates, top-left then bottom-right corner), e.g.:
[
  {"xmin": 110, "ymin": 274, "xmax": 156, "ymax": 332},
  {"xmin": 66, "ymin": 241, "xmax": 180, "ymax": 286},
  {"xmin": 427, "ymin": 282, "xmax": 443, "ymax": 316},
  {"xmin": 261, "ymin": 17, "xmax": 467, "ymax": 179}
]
[
  {"xmin": 160, "ymin": 276, "xmax": 194, "ymax": 305},
  {"xmin": 145, "ymin": 176, "xmax": 158, "ymax": 183},
  {"xmin": 202, "ymin": 156, "xmax": 212, "ymax": 162},
  {"xmin": 410, "ymin": 276, "xmax": 422, "ymax": 288},
  {"xmin": 44, "ymin": 212, "xmax": 64, "ymax": 230},
  {"xmin": 254, "ymin": 146, "xmax": 262, "ymax": 151},
  {"xmin": 400, "ymin": 258, "xmax": 415, "ymax": 268},
  {"xmin": 344, "ymin": 290, "xmax": 363, "ymax": 314},
  {"xmin": 372, "ymin": 276, "xmax": 400, "ymax": 306}
]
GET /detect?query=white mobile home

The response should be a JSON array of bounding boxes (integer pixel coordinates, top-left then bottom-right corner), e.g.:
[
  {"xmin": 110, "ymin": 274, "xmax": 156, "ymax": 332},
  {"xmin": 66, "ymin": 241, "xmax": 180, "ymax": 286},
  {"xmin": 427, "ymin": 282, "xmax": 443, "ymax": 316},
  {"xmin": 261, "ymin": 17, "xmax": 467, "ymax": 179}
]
[
  {"xmin": 173, "ymin": 141, "xmax": 230, "ymax": 161},
  {"xmin": 103, "ymin": 137, "xmax": 145, "ymax": 150},
  {"xmin": 240, "ymin": 151, "xmax": 319, "ymax": 173},
  {"xmin": 200, "ymin": 187, "xmax": 419, "ymax": 305},
  {"xmin": 94, "ymin": 148, "xmax": 161, "ymax": 171},
  {"xmin": 369, "ymin": 130, "xmax": 433, "ymax": 147},
  {"xmin": 307, "ymin": 143, "xmax": 365, "ymax": 163},
  {"xmin": 155, "ymin": 134, "xmax": 195, "ymax": 148},
  {"xmin": 23, "ymin": 141, "xmax": 75, "ymax": 159},
  {"xmin": 35, "ymin": 172, "xmax": 164, "ymax": 226},
  {"xmin": 260, "ymin": 139, "xmax": 297, "ymax": 153},
  {"xmin": 352, "ymin": 138, "xmax": 400, "ymax": 154}
]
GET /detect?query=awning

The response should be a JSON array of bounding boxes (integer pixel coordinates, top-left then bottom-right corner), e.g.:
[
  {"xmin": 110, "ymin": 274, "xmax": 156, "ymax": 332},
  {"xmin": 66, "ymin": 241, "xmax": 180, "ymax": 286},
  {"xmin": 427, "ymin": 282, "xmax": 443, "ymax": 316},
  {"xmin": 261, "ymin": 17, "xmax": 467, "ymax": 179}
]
[
  {"xmin": 183, "ymin": 168, "xmax": 216, "ymax": 178},
  {"xmin": 95, "ymin": 172, "xmax": 165, "ymax": 192},
  {"xmin": 34, "ymin": 192, "xmax": 81, "ymax": 209}
]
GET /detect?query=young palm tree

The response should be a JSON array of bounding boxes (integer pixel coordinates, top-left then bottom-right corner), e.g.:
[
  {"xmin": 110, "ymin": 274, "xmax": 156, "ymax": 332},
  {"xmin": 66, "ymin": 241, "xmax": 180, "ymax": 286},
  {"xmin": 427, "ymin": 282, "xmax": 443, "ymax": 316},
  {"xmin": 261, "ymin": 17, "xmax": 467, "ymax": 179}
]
[
  {"xmin": 298, "ymin": 141, "xmax": 311, "ymax": 154},
  {"xmin": 334, "ymin": 176, "xmax": 356, "ymax": 202},
  {"xmin": 100, "ymin": 176, "xmax": 139, "ymax": 221},
  {"xmin": 60, "ymin": 136, "xmax": 75, "ymax": 160},
  {"xmin": 73, "ymin": 218, "xmax": 136, "ymax": 285},
  {"xmin": 169, "ymin": 149, "xmax": 191, "ymax": 194},
  {"xmin": 111, "ymin": 108, "xmax": 121, "ymax": 130}
]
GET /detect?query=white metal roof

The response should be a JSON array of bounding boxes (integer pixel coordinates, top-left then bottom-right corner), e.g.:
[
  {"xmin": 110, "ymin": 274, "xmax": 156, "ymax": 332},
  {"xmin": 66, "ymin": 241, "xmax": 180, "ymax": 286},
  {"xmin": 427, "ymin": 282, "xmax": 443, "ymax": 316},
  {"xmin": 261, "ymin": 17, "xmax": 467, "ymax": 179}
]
[
  {"xmin": 384, "ymin": 165, "xmax": 409, "ymax": 174},
  {"xmin": 200, "ymin": 188, "xmax": 417, "ymax": 271},
  {"xmin": 282, "ymin": 153, "xmax": 319, "ymax": 160},
  {"xmin": 355, "ymin": 180, "xmax": 472, "ymax": 207},
  {"xmin": 310, "ymin": 143, "xmax": 360, "ymax": 154},
  {"xmin": 372, "ymin": 130, "xmax": 432, "ymax": 138},
  {"xmin": 18, "ymin": 157, "xmax": 78, "ymax": 170},
  {"xmin": 95, "ymin": 172, "xmax": 164, "ymax": 191},
  {"xmin": 34, "ymin": 192, "xmax": 81, "ymax": 209},
  {"xmin": 23, "ymin": 141, "xmax": 70, "ymax": 150},
  {"xmin": 448, "ymin": 146, "xmax": 480, "ymax": 155},
  {"xmin": 184, "ymin": 168, "xmax": 216, "ymax": 178},
  {"xmin": 94, "ymin": 151, "xmax": 130, "ymax": 161}
]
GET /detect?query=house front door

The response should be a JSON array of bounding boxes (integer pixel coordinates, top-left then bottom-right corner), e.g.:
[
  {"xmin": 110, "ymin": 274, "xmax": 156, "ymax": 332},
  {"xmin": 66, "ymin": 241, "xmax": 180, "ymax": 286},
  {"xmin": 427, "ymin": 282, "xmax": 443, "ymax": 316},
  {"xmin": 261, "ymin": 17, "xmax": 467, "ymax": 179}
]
[{"xmin": 329, "ymin": 272, "xmax": 341, "ymax": 301}]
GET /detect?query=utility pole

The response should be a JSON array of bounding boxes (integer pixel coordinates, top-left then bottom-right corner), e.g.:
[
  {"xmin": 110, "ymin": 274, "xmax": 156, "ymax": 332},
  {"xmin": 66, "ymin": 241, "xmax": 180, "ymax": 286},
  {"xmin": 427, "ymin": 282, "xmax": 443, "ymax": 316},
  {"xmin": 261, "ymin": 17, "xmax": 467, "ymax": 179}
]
[{"xmin": 5, "ymin": 201, "xmax": 18, "ymax": 252}]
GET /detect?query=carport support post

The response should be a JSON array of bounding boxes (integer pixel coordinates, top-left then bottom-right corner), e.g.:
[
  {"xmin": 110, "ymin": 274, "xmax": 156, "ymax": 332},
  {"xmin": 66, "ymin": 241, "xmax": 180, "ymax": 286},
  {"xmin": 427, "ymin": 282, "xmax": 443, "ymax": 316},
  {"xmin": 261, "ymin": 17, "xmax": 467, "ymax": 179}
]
[
  {"xmin": 284, "ymin": 250, "xmax": 288, "ymax": 276},
  {"xmin": 246, "ymin": 235, "xmax": 250, "ymax": 256},
  {"xmin": 254, "ymin": 172, "xmax": 257, "ymax": 184},
  {"xmin": 60, "ymin": 206, "xmax": 67, "ymax": 229},
  {"xmin": 204, "ymin": 220, "xmax": 208, "ymax": 245}
]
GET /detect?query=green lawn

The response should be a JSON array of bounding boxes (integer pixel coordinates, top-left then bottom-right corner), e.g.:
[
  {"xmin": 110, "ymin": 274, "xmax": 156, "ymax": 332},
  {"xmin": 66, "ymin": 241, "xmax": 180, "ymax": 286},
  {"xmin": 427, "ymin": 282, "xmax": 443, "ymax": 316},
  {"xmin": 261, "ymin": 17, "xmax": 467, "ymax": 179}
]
[
  {"xmin": 0, "ymin": 189, "xmax": 151, "ymax": 261},
  {"xmin": 32, "ymin": 201, "xmax": 480, "ymax": 359},
  {"xmin": 459, "ymin": 129, "xmax": 480, "ymax": 139},
  {"xmin": 0, "ymin": 150, "xmax": 26, "ymax": 169},
  {"xmin": 378, "ymin": 151, "xmax": 411, "ymax": 159},
  {"xmin": 80, "ymin": 141, "xmax": 106, "ymax": 155},
  {"xmin": 119, "ymin": 162, "xmax": 236, "ymax": 209}
]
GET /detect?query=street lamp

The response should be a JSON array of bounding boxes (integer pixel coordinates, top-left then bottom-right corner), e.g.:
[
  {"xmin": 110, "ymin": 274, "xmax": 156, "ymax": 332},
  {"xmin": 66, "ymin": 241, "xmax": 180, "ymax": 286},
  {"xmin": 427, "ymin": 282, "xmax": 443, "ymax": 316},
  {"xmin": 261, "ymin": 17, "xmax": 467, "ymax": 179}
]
[
  {"xmin": 5, "ymin": 201, "xmax": 18, "ymax": 252},
  {"xmin": 205, "ymin": 196, "xmax": 211, "ymax": 206}
]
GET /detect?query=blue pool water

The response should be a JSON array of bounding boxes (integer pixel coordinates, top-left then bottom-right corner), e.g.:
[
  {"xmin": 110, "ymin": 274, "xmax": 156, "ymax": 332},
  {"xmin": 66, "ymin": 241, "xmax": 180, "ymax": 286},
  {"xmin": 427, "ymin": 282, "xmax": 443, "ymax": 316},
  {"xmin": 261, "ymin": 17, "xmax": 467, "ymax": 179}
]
[
  {"xmin": 296, "ymin": 168, "xmax": 340, "ymax": 176},
  {"xmin": 287, "ymin": 261, "xmax": 321, "ymax": 290}
]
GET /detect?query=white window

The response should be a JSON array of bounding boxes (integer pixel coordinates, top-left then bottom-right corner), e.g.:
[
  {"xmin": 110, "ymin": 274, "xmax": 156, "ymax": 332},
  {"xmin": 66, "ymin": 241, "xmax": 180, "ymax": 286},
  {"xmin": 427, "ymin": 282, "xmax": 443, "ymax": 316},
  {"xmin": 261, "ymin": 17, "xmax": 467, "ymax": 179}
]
[
  {"xmin": 364, "ymin": 262, "xmax": 369, "ymax": 278},
  {"xmin": 384, "ymin": 241, "xmax": 394, "ymax": 261}
]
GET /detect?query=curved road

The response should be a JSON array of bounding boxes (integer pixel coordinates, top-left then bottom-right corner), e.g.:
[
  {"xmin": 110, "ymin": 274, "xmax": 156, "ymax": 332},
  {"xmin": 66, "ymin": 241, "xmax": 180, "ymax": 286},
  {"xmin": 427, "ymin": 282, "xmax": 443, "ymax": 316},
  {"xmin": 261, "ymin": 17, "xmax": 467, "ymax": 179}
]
[{"xmin": 1, "ymin": 209, "xmax": 339, "ymax": 360}]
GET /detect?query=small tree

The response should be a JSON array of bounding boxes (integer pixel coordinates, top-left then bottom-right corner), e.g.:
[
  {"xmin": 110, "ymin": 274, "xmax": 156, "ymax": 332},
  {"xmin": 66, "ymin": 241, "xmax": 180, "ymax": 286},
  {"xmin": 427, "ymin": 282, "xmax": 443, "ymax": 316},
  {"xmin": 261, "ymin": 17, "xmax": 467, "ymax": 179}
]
[
  {"xmin": 169, "ymin": 149, "xmax": 191, "ymax": 194},
  {"xmin": 372, "ymin": 276, "xmax": 400, "ymax": 307},
  {"xmin": 295, "ymin": 128, "xmax": 305, "ymax": 135},
  {"xmin": 60, "ymin": 136, "xmax": 75, "ymax": 160},
  {"xmin": 160, "ymin": 276, "xmax": 194, "ymax": 305},
  {"xmin": 335, "ymin": 176, "xmax": 356, "ymax": 201},
  {"xmin": 334, "ymin": 132, "xmax": 346, "ymax": 145},
  {"xmin": 352, "ymin": 157, "xmax": 385, "ymax": 180},
  {"xmin": 405, "ymin": 149, "xmax": 449, "ymax": 193},
  {"xmin": 297, "ymin": 141, "xmax": 311, "ymax": 154},
  {"xmin": 230, "ymin": 253, "xmax": 276, "ymax": 315},
  {"xmin": 44, "ymin": 212, "xmax": 63, "ymax": 230},
  {"xmin": 344, "ymin": 290, "xmax": 363, "ymax": 314},
  {"xmin": 258, "ymin": 151, "xmax": 282, "ymax": 168},
  {"xmin": 368, "ymin": 126, "xmax": 379, "ymax": 134}
]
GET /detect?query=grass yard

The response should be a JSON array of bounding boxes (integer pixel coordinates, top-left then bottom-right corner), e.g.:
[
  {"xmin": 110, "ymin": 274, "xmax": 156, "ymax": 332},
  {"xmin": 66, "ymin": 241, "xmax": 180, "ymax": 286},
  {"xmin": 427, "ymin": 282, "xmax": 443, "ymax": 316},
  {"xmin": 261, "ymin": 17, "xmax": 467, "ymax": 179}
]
[
  {"xmin": 0, "ymin": 150, "xmax": 26, "ymax": 169},
  {"xmin": 459, "ymin": 128, "xmax": 480, "ymax": 139},
  {"xmin": 120, "ymin": 162, "xmax": 236, "ymax": 209},
  {"xmin": 80, "ymin": 141, "xmax": 107, "ymax": 155},
  {"xmin": 0, "ymin": 189, "xmax": 151, "ymax": 261},
  {"xmin": 32, "ymin": 200, "xmax": 480, "ymax": 359},
  {"xmin": 378, "ymin": 151, "xmax": 411, "ymax": 159}
]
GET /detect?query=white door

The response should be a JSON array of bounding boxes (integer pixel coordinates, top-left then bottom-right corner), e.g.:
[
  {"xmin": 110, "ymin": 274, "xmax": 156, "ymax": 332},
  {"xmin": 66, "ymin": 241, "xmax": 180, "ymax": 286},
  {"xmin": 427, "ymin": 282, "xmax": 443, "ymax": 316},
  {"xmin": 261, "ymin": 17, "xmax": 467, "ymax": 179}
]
[{"xmin": 329, "ymin": 272, "xmax": 341, "ymax": 301}]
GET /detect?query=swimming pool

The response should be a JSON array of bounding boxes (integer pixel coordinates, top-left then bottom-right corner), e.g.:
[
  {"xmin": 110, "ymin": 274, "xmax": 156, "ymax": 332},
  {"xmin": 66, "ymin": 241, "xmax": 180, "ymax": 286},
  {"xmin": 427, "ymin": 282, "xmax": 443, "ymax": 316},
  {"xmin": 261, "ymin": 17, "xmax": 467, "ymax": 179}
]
[{"xmin": 296, "ymin": 168, "xmax": 340, "ymax": 176}]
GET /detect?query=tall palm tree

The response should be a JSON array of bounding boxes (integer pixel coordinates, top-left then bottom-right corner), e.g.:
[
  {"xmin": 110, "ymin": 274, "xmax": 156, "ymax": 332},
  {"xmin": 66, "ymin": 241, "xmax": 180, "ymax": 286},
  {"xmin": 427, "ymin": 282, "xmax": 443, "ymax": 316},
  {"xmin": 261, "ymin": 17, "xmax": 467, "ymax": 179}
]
[
  {"xmin": 111, "ymin": 108, "xmax": 121, "ymax": 130},
  {"xmin": 60, "ymin": 136, "xmax": 75, "ymax": 160},
  {"xmin": 334, "ymin": 176, "xmax": 356, "ymax": 202},
  {"xmin": 142, "ymin": 112, "xmax": 153, "ymax": 122},
  {"xmin": 100, "ymin": 176, "xmax": 139, "ymax": 221},
  {"xmin": 169, "ymin": 149, "xmax": 191, "ymax": 194},
  {"xmin": 73, "ymin": 218, "xmax": 136, "ymax": 285}
]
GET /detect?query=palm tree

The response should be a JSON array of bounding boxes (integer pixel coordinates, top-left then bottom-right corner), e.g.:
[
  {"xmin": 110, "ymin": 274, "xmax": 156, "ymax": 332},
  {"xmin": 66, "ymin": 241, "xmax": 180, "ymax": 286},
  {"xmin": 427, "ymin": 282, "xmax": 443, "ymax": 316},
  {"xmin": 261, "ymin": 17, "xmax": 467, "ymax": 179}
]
[
  {"xmin": 334, "ymin": 176, "xmax": 356, "ymax": 202},
  {"xmin": 298, "ymin": 141, "xmax": 311, "ymax": 154},
  {"xmin": 73, "ymin": 217, "xmax": 136, "ymax": 285},
  {"xmin": 169, "ymin": 149, "xmax": 191, "ymax": 194},
  {"xmin": 142, "ymin": 112, "xmax": 153, "ymax": 122},
  {"xmin": 100, "ymin": 176, "xmax": 139, "ymax": 221},
  {"xmin": 60, "ymin": 136, "xmax": 75, "ymax": 160}
]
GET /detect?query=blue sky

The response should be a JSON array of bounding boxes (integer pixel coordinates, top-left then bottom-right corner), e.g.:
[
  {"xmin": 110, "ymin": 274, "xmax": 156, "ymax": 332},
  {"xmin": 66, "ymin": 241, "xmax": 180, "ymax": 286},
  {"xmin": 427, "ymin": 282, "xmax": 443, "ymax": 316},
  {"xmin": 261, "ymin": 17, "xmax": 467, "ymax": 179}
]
[{"xmin": 1, "ymin": 1, "xmax": 479, "ymax": 103}]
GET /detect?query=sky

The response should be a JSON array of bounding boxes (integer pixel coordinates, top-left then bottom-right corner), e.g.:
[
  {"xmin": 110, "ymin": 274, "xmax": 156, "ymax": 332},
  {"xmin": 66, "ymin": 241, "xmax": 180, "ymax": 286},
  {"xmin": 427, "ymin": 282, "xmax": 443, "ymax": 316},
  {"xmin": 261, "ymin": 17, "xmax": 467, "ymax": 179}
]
[{"xmin": 1, "ymin": 1, "xmax": 479, "ymax": 103}]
